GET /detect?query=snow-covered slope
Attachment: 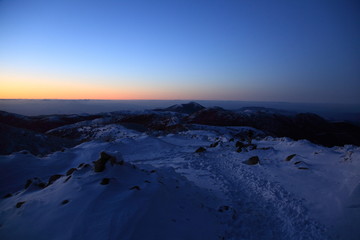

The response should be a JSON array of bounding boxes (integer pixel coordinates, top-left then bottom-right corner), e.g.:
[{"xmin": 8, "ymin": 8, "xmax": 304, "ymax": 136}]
[
  {"xmin": 0, "ymin": 150, "xmax": 225, "ymax": 240},
  {"xmin": 1, "ymin": 124, "xmax": 359, "ymax": 240}
]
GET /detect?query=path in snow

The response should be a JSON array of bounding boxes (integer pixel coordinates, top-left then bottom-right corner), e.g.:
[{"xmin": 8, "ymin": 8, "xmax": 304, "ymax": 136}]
[{"xmin": 120, "ymin": 135, "xmax": 330, "ymax": 240}]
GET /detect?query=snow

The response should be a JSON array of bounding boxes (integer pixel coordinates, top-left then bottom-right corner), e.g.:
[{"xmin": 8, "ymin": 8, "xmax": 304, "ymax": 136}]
[{"xmin": 1, "ymin": 125, "xmax": 360, "ymax": 239}]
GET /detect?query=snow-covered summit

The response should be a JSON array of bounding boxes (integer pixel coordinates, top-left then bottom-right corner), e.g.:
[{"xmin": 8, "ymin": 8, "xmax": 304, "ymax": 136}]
[
  {"xmin": 1, "ymin": 107, "xmax": 360, "ymax": 240},
  {"xmin": 1, "ymin": 127, "xmax": 359, "ymax": 239}
]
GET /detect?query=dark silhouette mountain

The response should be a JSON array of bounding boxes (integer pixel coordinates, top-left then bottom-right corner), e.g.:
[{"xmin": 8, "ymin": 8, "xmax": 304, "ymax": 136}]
[
  {"xmin": 118, "ymin": 112, "xmax": 185, "ymax": 133},
  {"xmin": 186, "ymin": 107, "xmax": 360, "ymax": 147},
  {"xmin": 154, "ymin": 102, "xmax": 205, "ymax": 114},
  {"xmin": 0, "ymin": 122, "xmax": 78, "ymax": 155},
  {"xmin": 0, "ymin": 110, "xmax": 101, "ymax": 133}
]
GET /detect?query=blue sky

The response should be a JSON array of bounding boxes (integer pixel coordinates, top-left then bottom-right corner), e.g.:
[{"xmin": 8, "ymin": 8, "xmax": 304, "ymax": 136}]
[{"xmin": 0, "ymin": 0, "xmax": 359, "ymax": 103}]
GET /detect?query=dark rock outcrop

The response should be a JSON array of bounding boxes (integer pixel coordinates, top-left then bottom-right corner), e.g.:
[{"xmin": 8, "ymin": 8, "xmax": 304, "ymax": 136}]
[
  {"xmin": 100, "ymin": 178, "xmax": 110, "ymax": 185},
  {"xmin": 130, "ymin": 186, "xmax": 141, "ymax": 190},
  {"xmin": 195, "ymin": 147, "xmax": 206, "ymax": 153},
  {"xmin": 209, "ymin": 142, "xmax": 219, "ymax": 148},
  {"xmin": 285, "ymin": 154, "xmax": 297, "ymax": 161},
  {"xmin": 15, "ymin": 201, "xmax": 25, "ymax": 208},
  {"xmin": 93, "ymin": 152, "xmax": 120, "ymax": 172},
  {"xmin": 235, "ymin": 141, "xmax": 245, "ymax": 148},
  {"xmin": 47, "ymin": 175, "xmax": 63, "ymax": 186},
  {"xmin": 243, "ymin": 156, "xmax": 260, "ymax": 165},
  {"xmin": 66, "ymin": 168, "xmax": 77, "ymax": 176}
]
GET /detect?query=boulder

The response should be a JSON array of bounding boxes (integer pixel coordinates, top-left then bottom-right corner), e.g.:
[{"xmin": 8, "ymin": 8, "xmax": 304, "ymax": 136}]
[
  {"xmin": 100, "ymin": 178, "xmax": 110, "ymax": 185},
  {"xmin": 195, "ymin": 147, "xmax": 206, "ymax": 153},
  {"xmin": 243, "ymin": 156, "xmax": 260, "ymax": 165},
  {"xmin": 285, "ymin": 154, "xmax": 296, "ymax": 161},
  {"xmin": 235, "ymin": 141, "xmax": 245, "ymax": 148},
  {"xmin": 66, "ymin": 168, "xmax": 77, "ymax": 176},
  {"xmin": 47, "ymin": 174, "xmax": 63, "ymax": 186},
  {"xmin": 16, "ymin": 201, "xmax": 25, "ymax": 208},
  {"xmin": 209, "ymin": 142, "xmax": 219, "ymax": 148},
  {"xmin": 93, "ymin": 152, "xmax": 119, "ymax": 172}
]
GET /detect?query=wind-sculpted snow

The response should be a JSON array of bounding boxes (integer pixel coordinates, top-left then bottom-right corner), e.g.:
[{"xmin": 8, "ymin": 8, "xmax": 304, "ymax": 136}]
[
  {"xmin": 1, "ymin": 108, "xmax": 360, "ymax": 239},
  {"xmin": 0, "ymin": 151, "xmax": 226, "ymax": 240}
]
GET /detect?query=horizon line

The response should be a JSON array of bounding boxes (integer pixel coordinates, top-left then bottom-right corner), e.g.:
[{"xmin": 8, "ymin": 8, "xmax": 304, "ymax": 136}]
[{"xmin": 0, "ymin": 98, "xmax": 359, "ymax": 106}]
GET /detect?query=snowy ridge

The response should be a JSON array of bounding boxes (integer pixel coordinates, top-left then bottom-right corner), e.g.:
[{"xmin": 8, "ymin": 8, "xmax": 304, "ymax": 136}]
[{"xmin": 1, "ymin": 106, "xmax": 360, "ymax": 239}]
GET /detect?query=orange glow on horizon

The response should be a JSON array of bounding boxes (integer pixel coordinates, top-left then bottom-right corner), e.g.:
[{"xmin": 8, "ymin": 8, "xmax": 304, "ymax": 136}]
[
  {"xmin": 1, "ymin": 72, "xmax": 149, "ymax": 100},
  {"xmin": 0, "ymin": 71, "xmax": 217, "ymax": 100},
  {"xmin": 0, "ymin": 70, "xmax": 254, "ymax": 101}
]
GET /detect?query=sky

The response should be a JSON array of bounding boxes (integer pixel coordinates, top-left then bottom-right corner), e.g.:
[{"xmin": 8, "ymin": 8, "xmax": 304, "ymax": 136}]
[{"xmin": 0, "ymin": 0, "xmax": 359, "ymax": 104}]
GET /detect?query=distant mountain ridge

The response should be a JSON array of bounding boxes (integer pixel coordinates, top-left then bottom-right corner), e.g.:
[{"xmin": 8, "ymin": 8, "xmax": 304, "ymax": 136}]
[
  {"xmin": 1, "ymin": 102, "xmax": 360, "ymax": 155},
  {"xmin": 0, "ymin": 110, "xmax": 101, "ymax": 133},
  {"xmin": 155, "ymin": 102, "xmax": 360, "ymax": 147},
  {"xmin": 0, "ymin": 122, "xmax": 77, "ymax": 155},
  {"xmin": 153, "ymin": 101, "xmax": 205, "ymax": 114}
]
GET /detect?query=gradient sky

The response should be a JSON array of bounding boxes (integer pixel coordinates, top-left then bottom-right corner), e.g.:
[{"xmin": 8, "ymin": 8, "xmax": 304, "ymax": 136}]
[{"xmin": 0, "ymin": 0, "xmax": 359, "ymax": 103}]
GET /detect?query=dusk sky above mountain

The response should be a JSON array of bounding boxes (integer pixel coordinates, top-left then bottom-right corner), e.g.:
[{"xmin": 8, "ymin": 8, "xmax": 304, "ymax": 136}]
[{"xmin": 0, "ymin": 0, "xmax": 359, "ymax": 104}]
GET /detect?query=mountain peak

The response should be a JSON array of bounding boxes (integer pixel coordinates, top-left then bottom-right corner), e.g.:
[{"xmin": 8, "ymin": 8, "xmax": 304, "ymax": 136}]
[{"xmin": 155, "ymin": 102, "xmax": 205, "ymax": 114}]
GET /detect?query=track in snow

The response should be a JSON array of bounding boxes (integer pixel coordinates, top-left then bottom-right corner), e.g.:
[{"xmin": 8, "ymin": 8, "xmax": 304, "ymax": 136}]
[{"xmin": 126, "ymin": 137, "xmax": 331, "ymax": 240}]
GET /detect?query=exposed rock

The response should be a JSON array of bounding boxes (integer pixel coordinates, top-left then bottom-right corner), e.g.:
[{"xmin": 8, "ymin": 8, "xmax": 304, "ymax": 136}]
[
  {"xmin": 195, "ymin": 147, "xmax": 206, "ymax": 153},
  {"xmin": 285, "ymin": 154, "xmax": 297, "ymax": 161},
  {"xmin": 66, "ymin": 168, "xmax": 77, "ymax": 176},
  {"xmin": 15, "ymin": 201, "xmax": 25, "ymax": 208},
  {"xmin": 24, "ymin": 178, "xmax": 46, "ymax": 189},
  {"xmin": 209, "ymin": 142, "xmax": 219, "ymax": 148},
  {"xmin": 235, "ymin": 141, "xmax": 244, "ymax": 148},
  {"xmin": 259, "ymin": 147, "xmax": 272, "ymax": 150},
  {"xmin": 101, "ymin": 152, "xmax": 118, "ymax": 165},
  {"xmin": 130, "ymin": 186, "xmax": 141, "ymax": 190},
  {"xmin": 218, "ymin": 205, "xmax": 230, "ymax": 212},
  {"xmin": 246, "ymin": 130, "xmax": 254, "ymax": 145},
  {"xmin": 243, "ymin": 156, "xmax": 260, "ymax": 165},
  {"xmin": 47, "ymin": 174, "xmax": 63, "ymax": 186},
  {"xmin": 93, "ymin": 152, "xmax": 111, "ymax": 172},
  {"xmin": 100, "ymin": 178, "xmax": 110, "ymax": 185},
  {"xmin": 24, "ymin": 179, "xmax": 32, "ymax": 189},
  {"xmin": 2, "ymin": 193, "xmax": 12, "ymax": 199},
  {"xmin": 82, "ymin": 164, "xmax": 91, "ymax": 168},
  {"xmin": 246, "ymin": 144, "xmax": 257, "ymax": 151},
  {"xmin": 64, "ymin": 176, "xmax": 71, "ymax": 183},
  {"xmin": 93, "ymin": 152, "xmax": 121, "ymax": 172}
]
